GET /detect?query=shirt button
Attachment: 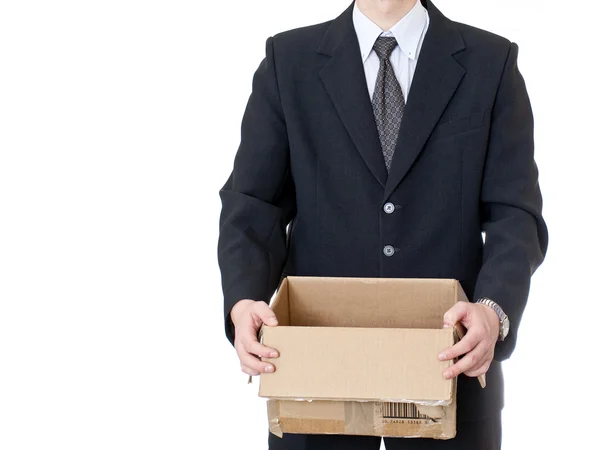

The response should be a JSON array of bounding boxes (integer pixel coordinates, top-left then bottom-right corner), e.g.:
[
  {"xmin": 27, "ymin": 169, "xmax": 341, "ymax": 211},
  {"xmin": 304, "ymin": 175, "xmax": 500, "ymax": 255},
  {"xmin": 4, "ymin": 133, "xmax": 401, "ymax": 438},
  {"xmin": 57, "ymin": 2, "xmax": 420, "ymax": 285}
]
[
  {"xmin": 383, "ymin": 245, "xmax": 395, "ymax": 257},
  {"xmin": 383, "ymin": 203, "xmax": 395, "ymax": 214}
]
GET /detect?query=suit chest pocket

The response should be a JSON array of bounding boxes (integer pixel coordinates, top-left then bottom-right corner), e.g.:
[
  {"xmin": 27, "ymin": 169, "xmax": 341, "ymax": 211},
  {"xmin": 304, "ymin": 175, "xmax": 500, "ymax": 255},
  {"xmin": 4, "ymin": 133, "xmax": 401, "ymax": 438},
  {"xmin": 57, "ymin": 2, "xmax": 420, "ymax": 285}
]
[{"xmin": 428, "ymin": 111, "xmax": 487, "ymax": 143}]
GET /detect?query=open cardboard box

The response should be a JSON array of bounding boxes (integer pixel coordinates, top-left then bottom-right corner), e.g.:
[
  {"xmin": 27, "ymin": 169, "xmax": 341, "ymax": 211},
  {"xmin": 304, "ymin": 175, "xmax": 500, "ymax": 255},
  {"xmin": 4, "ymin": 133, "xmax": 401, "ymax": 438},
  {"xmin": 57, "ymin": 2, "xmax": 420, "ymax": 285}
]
[{"xmin": 258, "ymin": 277, "xmax": 484, "ymax": 439}]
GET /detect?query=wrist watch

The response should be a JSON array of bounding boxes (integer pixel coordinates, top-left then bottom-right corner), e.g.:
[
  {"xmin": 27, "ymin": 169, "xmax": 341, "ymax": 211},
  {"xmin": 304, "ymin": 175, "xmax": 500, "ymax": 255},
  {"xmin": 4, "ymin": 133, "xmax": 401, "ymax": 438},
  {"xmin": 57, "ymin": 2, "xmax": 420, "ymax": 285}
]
[{"xmin": 476, "ymin": 297, "xmax": 510, "ymax": 341}]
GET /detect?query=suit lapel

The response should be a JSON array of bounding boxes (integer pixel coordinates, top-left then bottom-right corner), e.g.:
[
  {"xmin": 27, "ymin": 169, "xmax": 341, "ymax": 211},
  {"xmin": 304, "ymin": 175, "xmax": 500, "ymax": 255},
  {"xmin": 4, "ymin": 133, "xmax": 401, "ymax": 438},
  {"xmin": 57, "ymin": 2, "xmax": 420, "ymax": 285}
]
[
  {"xmin": 316, "ymin": 1, "xmax": 466, "ymax": 194},
  {"xmin": 318, "ymin": 3, "xmax": 388, "ymax": 187},
  {"xmin": 383, "ymin": 0, "xmax": 466, "ymax": 199}
]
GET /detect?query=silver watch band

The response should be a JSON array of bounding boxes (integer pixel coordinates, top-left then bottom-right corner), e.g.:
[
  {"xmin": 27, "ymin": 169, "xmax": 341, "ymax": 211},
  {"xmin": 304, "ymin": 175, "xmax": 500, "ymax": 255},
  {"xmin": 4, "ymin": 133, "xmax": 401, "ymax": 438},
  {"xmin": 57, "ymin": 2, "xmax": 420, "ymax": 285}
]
[{"xmin": 476, "ymin": 297, "xmax": 509, "ymax": 341}]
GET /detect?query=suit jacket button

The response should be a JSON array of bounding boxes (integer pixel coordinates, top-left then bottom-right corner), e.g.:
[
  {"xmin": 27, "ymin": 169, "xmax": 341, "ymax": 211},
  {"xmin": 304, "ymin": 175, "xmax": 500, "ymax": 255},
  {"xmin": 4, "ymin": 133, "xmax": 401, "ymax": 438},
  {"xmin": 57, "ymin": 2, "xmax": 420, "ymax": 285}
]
[
  {"xmin": 383, "ymin": 203, "xmax": 395, "ymax": 214},
  {"xmin": 383, "ymin": 245, "xmax": 395, "ymax": 257}
]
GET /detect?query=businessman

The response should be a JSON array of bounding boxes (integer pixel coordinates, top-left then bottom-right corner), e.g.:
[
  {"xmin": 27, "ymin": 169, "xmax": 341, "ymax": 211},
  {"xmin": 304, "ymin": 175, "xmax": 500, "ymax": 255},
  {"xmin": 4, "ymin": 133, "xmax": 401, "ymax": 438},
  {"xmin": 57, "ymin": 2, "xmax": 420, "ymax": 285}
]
[{"xmin": 218, "ymin": 0, "xmax": 548, "ymax": 448}]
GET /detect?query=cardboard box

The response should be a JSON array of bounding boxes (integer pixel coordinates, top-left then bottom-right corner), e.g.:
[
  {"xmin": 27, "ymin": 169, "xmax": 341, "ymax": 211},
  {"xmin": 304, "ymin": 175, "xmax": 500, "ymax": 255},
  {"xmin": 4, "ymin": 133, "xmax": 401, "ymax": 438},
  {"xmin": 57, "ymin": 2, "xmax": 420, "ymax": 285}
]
[{"xmin": 259, "ymin": 276, "xmax": 477, "ymax": 439}]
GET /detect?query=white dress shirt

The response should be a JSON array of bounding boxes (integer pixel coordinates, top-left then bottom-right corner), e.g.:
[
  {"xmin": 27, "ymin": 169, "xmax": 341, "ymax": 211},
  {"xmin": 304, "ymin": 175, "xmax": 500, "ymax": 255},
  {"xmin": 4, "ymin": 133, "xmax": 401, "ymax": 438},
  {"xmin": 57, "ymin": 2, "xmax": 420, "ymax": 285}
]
[{"xmin": 352, "ymin": 1, "xmax": 429, "ymax": 103}]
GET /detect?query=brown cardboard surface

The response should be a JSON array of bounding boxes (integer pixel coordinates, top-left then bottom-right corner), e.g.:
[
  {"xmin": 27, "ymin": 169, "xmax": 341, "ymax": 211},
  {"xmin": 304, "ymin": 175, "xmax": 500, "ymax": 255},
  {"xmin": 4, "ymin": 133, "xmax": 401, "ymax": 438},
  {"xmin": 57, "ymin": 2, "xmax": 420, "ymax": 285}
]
[
  {"xmin": 268, "ymin": 399, "xmax": 456, "ymax": 439},
  {"xmin": 279, "ymin": 399, "xmax": 345, "ymax": 420},
  {"xmin": 260, "ymin": 326, "xmax": 454, "ymax": 402},
  {"xmin": 260, "ymin": 277, "xmax": 470, "ymax": 439},
  {"xmin": 284, "ymin": 277, "xmax": 458, "ymax": 329}
]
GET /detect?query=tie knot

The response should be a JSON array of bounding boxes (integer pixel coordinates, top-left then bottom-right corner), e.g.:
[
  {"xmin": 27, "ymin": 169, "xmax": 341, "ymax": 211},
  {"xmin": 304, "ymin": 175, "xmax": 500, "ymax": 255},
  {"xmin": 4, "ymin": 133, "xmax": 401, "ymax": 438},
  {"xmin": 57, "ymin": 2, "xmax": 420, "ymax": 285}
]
[{"xmin": 372, "ymin": 36, "xmax": 398, "ymax": 60}]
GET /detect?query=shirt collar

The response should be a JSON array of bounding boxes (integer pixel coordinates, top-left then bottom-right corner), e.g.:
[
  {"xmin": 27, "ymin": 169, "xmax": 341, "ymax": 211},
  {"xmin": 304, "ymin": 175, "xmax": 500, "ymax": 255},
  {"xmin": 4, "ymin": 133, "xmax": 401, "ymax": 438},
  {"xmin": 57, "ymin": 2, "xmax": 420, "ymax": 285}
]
[{"xmin": 352, "ymin": 0, "xmax": 428, "ymax": 62}]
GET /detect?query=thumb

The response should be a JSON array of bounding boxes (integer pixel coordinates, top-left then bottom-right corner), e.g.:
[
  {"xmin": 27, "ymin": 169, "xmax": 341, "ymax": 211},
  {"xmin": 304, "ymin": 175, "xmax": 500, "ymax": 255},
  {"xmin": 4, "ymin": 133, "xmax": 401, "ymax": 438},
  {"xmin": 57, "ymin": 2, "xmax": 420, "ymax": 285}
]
[
  {"xmin": 443, "ymin": 301, "xmax": 469, "ymax": 328},
  {"xmin": 254, "ymin": 301, "xmax": 278, "ymax": 326}
]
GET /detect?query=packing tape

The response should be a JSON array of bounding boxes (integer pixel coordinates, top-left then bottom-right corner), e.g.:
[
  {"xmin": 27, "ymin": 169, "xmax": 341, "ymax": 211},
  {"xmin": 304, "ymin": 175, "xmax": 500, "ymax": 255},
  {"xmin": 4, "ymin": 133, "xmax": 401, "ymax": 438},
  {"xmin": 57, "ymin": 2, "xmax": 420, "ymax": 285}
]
[
  {"xmin": 267, "ymin": 400, "xmax": 284, "ymax": 438},
  {"xmin": 415, "ymin": 404, "xmax": 445, "ymax": 419},
  {"xmin": 344, "ymin": 402, "xmax": 380, "ymax": 435}
]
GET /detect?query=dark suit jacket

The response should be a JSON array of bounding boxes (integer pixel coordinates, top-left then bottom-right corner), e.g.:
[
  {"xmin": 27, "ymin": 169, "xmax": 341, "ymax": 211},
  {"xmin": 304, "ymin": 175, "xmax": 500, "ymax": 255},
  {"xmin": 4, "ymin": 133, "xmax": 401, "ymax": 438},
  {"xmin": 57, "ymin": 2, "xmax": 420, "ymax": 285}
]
[{"xmin": 218, "ymin": 0, "xmax": 548, "ymax": 421}]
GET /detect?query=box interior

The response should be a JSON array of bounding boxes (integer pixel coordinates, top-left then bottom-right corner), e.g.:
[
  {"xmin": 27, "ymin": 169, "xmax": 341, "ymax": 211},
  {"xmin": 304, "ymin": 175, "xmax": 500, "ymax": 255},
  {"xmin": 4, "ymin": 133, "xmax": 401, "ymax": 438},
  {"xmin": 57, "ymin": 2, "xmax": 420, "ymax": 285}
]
[{"xmin": 271, "ymin": 276, "xmax": 461, "ymax": 329}]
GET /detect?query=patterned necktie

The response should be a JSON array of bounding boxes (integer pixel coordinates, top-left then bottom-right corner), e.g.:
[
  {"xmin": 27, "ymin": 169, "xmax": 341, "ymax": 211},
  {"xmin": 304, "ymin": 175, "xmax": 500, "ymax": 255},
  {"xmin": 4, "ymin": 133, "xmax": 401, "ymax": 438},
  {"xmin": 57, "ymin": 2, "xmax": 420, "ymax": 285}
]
[{"xmin": 371, "ymin": 36, "xmax": 406, "ymax": 172}]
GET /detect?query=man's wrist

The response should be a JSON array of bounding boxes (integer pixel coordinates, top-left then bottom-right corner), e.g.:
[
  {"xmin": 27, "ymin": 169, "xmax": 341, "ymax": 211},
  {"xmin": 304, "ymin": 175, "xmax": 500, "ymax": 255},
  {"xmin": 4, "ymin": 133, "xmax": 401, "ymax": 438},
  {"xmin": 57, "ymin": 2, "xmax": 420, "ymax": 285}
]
[
  {"xmin": 230, "ymin": 299, "xmax": 255, "ymax": 326},
  {"xmin": 476, "ymin": 297, "xmax": 510, "ymax": 341}
]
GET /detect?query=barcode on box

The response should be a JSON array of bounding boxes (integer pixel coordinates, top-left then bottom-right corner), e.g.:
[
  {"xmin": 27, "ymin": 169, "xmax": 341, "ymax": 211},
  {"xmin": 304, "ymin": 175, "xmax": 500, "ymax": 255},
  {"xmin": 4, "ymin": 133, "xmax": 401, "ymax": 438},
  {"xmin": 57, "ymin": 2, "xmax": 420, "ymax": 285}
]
[{"xmin": 382, "ymin": 402, "xmax": 429, "ymax": 419}]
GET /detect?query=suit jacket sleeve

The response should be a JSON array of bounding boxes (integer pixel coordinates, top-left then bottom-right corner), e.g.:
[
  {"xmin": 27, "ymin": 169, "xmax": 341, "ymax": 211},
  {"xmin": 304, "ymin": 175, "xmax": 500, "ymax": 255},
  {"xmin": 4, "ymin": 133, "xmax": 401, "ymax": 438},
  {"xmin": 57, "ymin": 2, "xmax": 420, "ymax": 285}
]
[
  {"xmin": 218, "ymin": 36, "xmax": 296, "ymax": 345},
  {"xmin": 473, "ymin": 42, "xmax": 549, "ymax": 361}
]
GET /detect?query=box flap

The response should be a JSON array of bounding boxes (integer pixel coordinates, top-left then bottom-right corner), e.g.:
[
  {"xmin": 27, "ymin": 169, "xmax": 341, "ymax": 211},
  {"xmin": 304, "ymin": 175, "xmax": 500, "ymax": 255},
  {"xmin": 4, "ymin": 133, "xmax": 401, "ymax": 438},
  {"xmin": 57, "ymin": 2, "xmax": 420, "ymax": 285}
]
[{"xmin": 259, "ymin": 326, "xmax": 455, "ymax": 403}]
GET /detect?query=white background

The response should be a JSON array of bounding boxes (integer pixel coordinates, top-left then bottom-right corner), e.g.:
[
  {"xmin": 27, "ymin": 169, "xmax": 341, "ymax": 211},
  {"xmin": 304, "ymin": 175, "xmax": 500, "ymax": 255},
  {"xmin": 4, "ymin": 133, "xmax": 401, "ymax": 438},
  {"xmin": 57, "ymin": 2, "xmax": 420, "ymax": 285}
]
[{"xmin": 0, "ymin": 0, "xmax": 598, "ymax": 449}]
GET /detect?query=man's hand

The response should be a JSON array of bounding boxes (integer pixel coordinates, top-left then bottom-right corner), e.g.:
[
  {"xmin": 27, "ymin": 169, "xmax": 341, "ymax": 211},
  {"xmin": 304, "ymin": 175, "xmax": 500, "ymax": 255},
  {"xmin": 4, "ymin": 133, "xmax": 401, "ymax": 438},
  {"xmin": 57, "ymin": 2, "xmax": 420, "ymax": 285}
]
[
  {"xmin": 230, "ymin": 299, "xmax": 279, "ymax": 376},
  {"xmin": 438, "ymin": 302, "xmax": 500, "ymax": 379}
]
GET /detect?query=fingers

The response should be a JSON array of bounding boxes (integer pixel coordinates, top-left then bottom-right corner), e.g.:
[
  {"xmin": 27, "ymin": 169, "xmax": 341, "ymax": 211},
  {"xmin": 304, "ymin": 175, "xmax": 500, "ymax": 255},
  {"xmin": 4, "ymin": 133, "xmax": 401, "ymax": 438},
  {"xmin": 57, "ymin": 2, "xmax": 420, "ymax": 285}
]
[
  {"xmin": 440, "ymin": 301, "xmax": 497, "ymax": 382},
  {"xmin": 245, "ymin": 338, "xmax": 279, "ymax": 359},
  {"xmin": 235, "ymin": 326, "xmax": 278, "ymax": 374},
  {"xmin": 443, "ymin": 301, "xmax": 469, "ymax": 328},
  {"xmin": 439, "ymin": 313, "xmax": 491, "ymax": 361},
  {"xmin": 233, "ymin": 300, "xmax": 279, "ymax": 376},
  {"xmin": 464, "ymin": 357, "xmax": 492, "ymax": 378},
  {"xmin": 238, "ymin": 348, "xmax": 275, "ymax": 374},
  {"xmin": 443, "ymin": 342, "xmax": 489, "ymax": 379},
  {"xmin": 253, "ymin": 301, "xmax": 278, "ymax": 327},
  {"xmin": 438, "ymin": 332, "xmax": 478, "ymax": 361}
]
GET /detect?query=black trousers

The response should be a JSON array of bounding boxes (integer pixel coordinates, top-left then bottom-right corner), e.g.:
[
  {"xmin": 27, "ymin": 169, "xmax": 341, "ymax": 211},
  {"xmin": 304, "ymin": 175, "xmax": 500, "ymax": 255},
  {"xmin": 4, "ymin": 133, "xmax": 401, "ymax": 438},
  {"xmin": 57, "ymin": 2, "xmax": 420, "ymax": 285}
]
[{"xmin": 268, "ymin": 414, "xmax": 502, "ymax": 450}]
